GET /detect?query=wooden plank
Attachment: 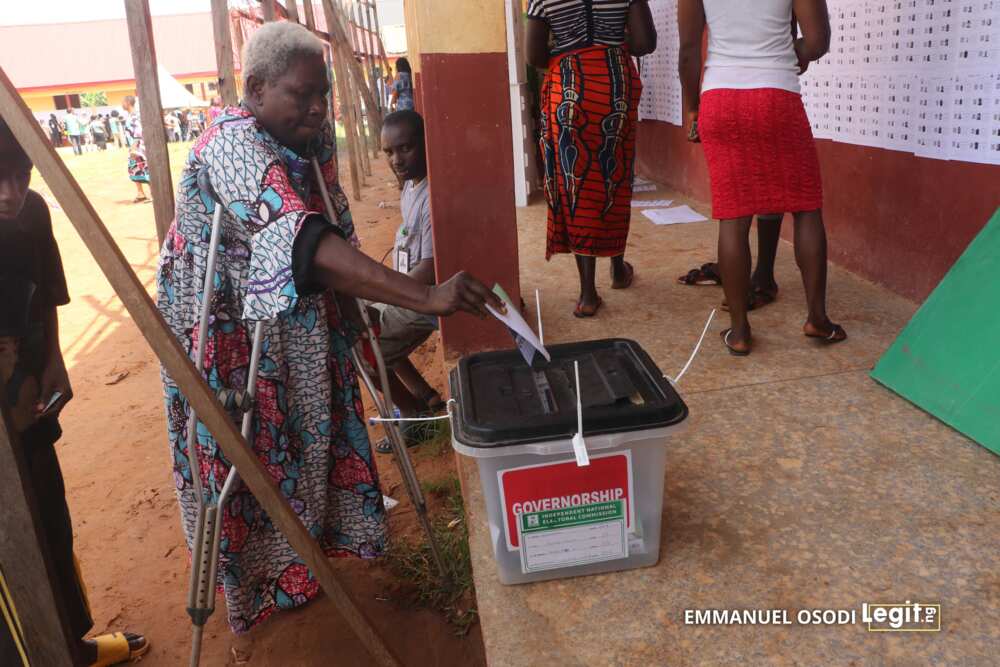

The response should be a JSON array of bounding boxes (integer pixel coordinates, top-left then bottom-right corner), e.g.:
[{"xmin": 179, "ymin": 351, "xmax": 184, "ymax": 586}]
[
  {"xmin": 344, "ymin": 4, "xmax": 373, "ymax": 174},
  {"xmin": 322, "ymin": 0, "xmax": 383, "ymax": 142},
  {"xmin": 355, "ymin": 0, "xmax": 379, "ymax": 158},
  {"xmin": 324, "ymin": 3, "xmax": 364, "ymax": 199},
  {"xmin": 210, "ymin": 0, "xmax": 239, "ymax": 106},
  {"xmin": 0, "ymin": 403, "xmax": 75, "ymax": 667},
  {"xmin": 123, "ymin": 0, "xmax": 175, "ymax": 247},
  {"xmin": 261, "ymin": 0, "xmax": 276, "ymax": 22},
  {"xmin": 367, "ymin": 0, "xmax": 393, "ymax": 88},
  {"xmin": 303, "ymin": 0, "xmax": 317, "ymax": 30},
  {"xmin": 284, "ymin": 0, "xmax": 300, "ymax": 23},
  {"xmin": 0, "ymin": 66, "xmax": 401, "ymax": 667}
]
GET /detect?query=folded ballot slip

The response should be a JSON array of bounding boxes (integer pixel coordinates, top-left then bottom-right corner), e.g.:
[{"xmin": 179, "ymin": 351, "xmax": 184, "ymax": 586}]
[{"xmin": 486, "ymin": 284, "xmax": 551, "ymax": 368}]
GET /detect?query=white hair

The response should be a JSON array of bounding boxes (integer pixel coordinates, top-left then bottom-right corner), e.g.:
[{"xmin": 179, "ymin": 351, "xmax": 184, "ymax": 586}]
[{"xmin": 242, "ymin": 22, "xmax": 325, "ymax": 86}]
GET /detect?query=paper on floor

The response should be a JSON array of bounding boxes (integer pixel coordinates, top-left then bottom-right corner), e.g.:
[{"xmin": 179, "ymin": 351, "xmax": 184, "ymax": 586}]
[
  {"xmin": 642, "ymin": 206, "xmax": 709, "ymax": 225},
  {"xmin": 631, "ymin": 199, "xmax": 674, "ymax": 208},
  {"xmin": 633, "ymin": 183, "xmax": 658, "ymax": 192}
]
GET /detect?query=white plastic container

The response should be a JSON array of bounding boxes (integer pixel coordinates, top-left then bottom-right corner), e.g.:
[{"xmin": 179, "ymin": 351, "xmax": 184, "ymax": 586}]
[{"xmin": 450, "ymin": 339, "xmax": 688, "ymax": 585}]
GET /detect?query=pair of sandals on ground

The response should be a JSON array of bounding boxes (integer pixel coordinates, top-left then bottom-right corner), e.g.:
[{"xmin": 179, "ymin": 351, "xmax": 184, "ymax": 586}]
[{"xmin": 678, "ymin": 261, "xmax": 847, "ymax": 356}]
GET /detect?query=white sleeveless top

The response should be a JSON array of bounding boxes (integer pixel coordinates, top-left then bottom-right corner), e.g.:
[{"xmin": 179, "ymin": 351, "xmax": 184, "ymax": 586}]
[{"xmin": 701, "ymin": 0, "xmax": 801, "ymax": 95}]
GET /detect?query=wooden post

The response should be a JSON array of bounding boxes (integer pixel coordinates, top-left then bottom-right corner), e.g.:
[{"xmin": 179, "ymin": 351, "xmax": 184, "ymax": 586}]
[
  {"xmin": 210, "ymin": 0, "xmax": 239, "ymax": 106},
  {"xmin": 260, "ymin": 0, "xmax": 276, "ymax": 22},
  {"xmin": 344, "ymin": 7, "xmax": 373, "ymax": 176},
  {"xmin": 123, "ymin": 0, "xmax": 175, "ymax": 247},
  {"xmin": 303, "ymin": 0, "xmax": 317, "ymax": 30},
  {"xmin": 330, "ymin": 41, "xmax": 365, "ymax": 198},
  {"xmin": 322, "ymin": 0, "xmax": 382, "ymax": 142},
  {"xmin": 367, "ymin": 0, "xmax": 393, "ymax": 108},
  {"xmin": 355, "ymin": 0, "xmax": 379, "ymax": 157},
  {"xmin": 0, "ymin": 66, "xmax": 401, "ymax": 667},
  {"xmin": 284, "ymin": 0, "xmax": 300, "ymax": 23},
  {"xmin": 0, "ymin": 405, "xmax": 75, "ymax": 667}
]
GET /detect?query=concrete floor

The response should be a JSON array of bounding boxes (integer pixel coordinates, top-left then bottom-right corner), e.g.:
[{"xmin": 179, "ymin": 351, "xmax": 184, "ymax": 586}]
[{"xmin": 455, "ymin": 189, "xmax": 1000, "ymax": 665}]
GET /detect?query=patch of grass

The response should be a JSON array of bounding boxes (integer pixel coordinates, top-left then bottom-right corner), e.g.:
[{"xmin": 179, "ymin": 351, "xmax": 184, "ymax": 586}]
[
  {"xmin": 387, "ymin": 474, "xmax": 477, "ymax": 635},
  {"xmin": 414, "ymin": 419, "xmax": 453, "ymax": 460}
]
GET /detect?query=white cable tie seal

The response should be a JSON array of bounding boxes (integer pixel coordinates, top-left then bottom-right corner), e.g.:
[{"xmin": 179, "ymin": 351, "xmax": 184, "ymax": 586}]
[{"xmin": 669, "ymin": 308, "xmax": 717, "ymax": 385}]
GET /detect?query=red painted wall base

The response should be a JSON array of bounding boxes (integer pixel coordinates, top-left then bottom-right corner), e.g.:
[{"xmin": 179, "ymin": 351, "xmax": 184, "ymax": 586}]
[{"xmin": 636, "ymin": 120, "xmax": 1000, "ymax": 302}]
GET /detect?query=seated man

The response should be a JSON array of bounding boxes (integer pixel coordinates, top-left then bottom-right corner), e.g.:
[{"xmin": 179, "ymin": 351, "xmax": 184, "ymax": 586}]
[
  {"xmin": 370, "ymin": 110, "xmax": 443, "ymax": 453},
  {"xmin": 0, "ymin": 120, "xmax": 148, "ymax": 667}
]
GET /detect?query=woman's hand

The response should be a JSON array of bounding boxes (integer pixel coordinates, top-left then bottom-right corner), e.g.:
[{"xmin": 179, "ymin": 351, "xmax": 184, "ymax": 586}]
[
  {"xmin": 686, "ymin": 111, "xmax": 701, "ymax": 143},
  {"xmin": 424, "ymin": 272, "xmax": 506, "ymax": 318},
  {"xmin": 36, "ymin": 359, "xmax": 72, "ymax": 418}
]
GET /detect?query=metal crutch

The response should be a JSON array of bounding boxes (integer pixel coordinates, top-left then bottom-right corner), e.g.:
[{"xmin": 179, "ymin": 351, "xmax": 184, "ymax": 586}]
[
  {"xmin": 310, "ymin": 158, "xmax": 449, "ymax": 580},
  {"xmin": 181, "ymin": 203, "xmax": 268, "ymax": 666}
]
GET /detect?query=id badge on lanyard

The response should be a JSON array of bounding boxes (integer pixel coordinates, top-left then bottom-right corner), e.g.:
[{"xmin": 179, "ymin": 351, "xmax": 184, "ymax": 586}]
[{"xmin": 396, "ymin": 249, "xmax": 410, "ymax": 273}]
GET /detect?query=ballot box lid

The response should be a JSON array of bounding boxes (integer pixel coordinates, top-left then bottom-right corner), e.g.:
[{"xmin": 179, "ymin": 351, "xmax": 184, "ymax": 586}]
[{"xmin": 449, "ymin": 338, "xmax": 688, "ymax": 448}]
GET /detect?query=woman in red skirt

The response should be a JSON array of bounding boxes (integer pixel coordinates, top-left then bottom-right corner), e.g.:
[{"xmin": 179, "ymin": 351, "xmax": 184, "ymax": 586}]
[
  {"xmin": 679, "ymin": 0, "xmax": 847, "ymax": 355},
  {"xmin": 526, "ymin": 0, "xmax": 657, "ymax": 317}
]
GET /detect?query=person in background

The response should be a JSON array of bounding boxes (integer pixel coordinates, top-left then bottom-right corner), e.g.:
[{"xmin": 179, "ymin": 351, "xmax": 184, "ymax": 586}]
[
  {"xmin": 109, "ymin": 111, "xmax": 123, "ymax": 148},
  {"xmin": 526, "ymin": 0, "xmax": 657, "ymax": 317},
  {"xmin": 122, "ymin": 96, "xmax": 151, "ymax": 203},
  {"xmin": 47, "ymin": 113, "xmax": 62, "ymax": 148},
  {"xmin": 390, "ymin": 57, "xmax": 414, "ymax": 111},
  {"xmin": 370, "ymin": 110, "xmax": 445, "ymax": 453},
  {"xmin": 0, "ymin": 119, "xmax": 149, "ymax": 667},
  {"xmin": 178, "ymin": 109, "xmax": 190, "ymax": 142},
  {"xmin": 679, "ymin": 0, "xmax": 846, "ymax": 355},
  {"xmin": 64, "ymin": 112, "xmax": 83, "ymax": 156},
  {"xmin": 207, "ymin": 95, "xmax": 223, "ymax": 123},
  {"xmin": 156, "ymin": 22, "xmax": 502, "ymax": 635},
  {"xmin": 102, "ymin": 114, "xmax": 113, "ymax": 145},
  {"xmin": 89, "ymin": 115, "xmax": 107, "ymax": 151}
]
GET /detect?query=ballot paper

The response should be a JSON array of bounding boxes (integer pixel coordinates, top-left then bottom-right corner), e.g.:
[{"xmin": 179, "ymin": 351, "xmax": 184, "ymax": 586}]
[
  {"xmin": 642, "ymin": 206, "xmax": 708, "ymax": 225},
  {"xmin": 633, "ymin": 183, "xmax": 658, "ymax": 192},
  {"xmin": 382, "ymin": 495, "xmax": 399, "ymax": 510},
  {"xmin": 487, "ymin": 284, "xmax": 551, "ymax": 367},
  {"xmin": 631, "ymin": 199, "xmax": 674, "ymax": 208}
]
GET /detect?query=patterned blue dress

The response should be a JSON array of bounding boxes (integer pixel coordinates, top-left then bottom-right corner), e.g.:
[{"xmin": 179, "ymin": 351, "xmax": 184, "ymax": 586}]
[{"xmin": 156, "ymin": 106, "xmax": 386, "ymax": 633}]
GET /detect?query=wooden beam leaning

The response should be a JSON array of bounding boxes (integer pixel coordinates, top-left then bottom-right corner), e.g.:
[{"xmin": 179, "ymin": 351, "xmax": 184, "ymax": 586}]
[
  {"xmin": 344, "ymin": 3, "xmax": 373, "ymax": 175},
  {"xmin": 210, "ymin": 0, "xmax": 239, "ymax": 106},
  {"xmin": 0, "ymin": 404, "xmax": 75, "ymax": 667},
  {"xmin": 123, "ymin": 0, "xmax": 175, "ymax": 247},
  {"xmin": 284, "ymin": 0, "xmax": 300, "ymax": 23},
  {"xmin": 261, "ymin": 0, "xmax": 276, "ymax": 22},
  {"xmin": 303, "ymin": 0, "xmax": 317, "ymax": 30},
  {"xmin": 322, "ymin": 0, "xmax": 382, "ymax": 142},
  {"xmin": 367, "ymin": 0, "xmax": 393, "ymax": 91},
  {"xmin": 0, "ymin": 66, "xmax": 401, "ymax": 667},
  {"xmin": 330, "ymin": 39, "xmax": 365, "ymax": 198}
]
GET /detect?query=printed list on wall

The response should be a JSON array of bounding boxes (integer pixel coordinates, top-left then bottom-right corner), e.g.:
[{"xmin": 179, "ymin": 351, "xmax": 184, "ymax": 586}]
[
  {"xmin": 638, "ymin": 0, "xmax": 1000, "ymax": 166},
  {"xmin": 638, "ymin": 0, "xmax": 682, "ymax": 125}
]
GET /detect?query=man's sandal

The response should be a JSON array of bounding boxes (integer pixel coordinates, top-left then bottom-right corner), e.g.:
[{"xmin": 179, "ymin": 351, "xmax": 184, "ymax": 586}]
[
  {"xmin": 89, "ymin": 632, "xmax": 149, "ymax": 667},
  {"xmin": 611, "ymin": 261, "xmax": 635, "ymax": 289}
]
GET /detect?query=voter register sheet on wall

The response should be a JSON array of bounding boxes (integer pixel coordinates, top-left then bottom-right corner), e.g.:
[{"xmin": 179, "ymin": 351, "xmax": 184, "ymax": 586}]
[{"xmin": 639, "ymin": 0, "xmax": 1000, "ymax": 165}]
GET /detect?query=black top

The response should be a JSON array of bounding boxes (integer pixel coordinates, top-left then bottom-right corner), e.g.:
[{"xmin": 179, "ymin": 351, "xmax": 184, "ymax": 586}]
[
  {"xmin": 450, "ymin": 338, "xmax": 687, "ymax": 448},
  {"xmin": 527, "ymin": 0, "xmax": 641, "ymax": 56},
  {"xmin": 0, "ymin": 190, "xmax": 70, "ymax": 374}
]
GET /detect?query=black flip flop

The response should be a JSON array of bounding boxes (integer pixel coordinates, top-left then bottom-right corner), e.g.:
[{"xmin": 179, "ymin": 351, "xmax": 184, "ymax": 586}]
[
  {"xmin": 720, "ymin": 328, "xmax": 751, "ymax": 356},
  {"xmin": 805, "ymin": 323, "xmax": 847, "ymax": 344}
]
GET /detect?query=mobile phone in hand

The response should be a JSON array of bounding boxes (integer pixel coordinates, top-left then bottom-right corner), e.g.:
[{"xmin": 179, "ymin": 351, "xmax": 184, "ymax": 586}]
[{"xmin": 42, "ymin": 391, "xmax": 63, "ymax": 414}]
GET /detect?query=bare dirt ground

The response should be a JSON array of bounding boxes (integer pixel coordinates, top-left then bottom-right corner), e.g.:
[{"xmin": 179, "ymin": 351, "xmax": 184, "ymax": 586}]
[{"xmin": 33, "ymin": 141, "xmax": 478, "ymax": 666}]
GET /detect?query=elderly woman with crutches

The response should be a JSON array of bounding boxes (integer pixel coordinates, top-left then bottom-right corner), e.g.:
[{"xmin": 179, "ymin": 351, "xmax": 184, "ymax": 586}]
[{"xmin": 155, "ymin": 22, "xmax": 501, "ymax": 642}]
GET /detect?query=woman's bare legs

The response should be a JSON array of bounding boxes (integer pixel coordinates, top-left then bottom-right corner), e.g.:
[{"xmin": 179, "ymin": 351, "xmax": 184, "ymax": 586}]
[
  {"xmin": 793, "ymin": 209, "xmax": 845, "ymax": 339},
  {"xmin": 718, "ymin": 216, "xmax": 754, "ymax": 352},
  {"xmin": 575, "ymin": 254, "xmax": 600, "ymax": 314}
]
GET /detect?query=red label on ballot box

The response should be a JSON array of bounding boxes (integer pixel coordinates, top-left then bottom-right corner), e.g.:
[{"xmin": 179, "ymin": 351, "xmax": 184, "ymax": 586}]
[{"xmin": 497, "ymin": 451, "xmax": 634, "ymax": 550}]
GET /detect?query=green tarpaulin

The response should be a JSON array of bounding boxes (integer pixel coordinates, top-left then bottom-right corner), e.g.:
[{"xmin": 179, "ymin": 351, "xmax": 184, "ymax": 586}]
[{"xmin": 871, "ymin": 207, "xmax": 1000, "ymax": 456}]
